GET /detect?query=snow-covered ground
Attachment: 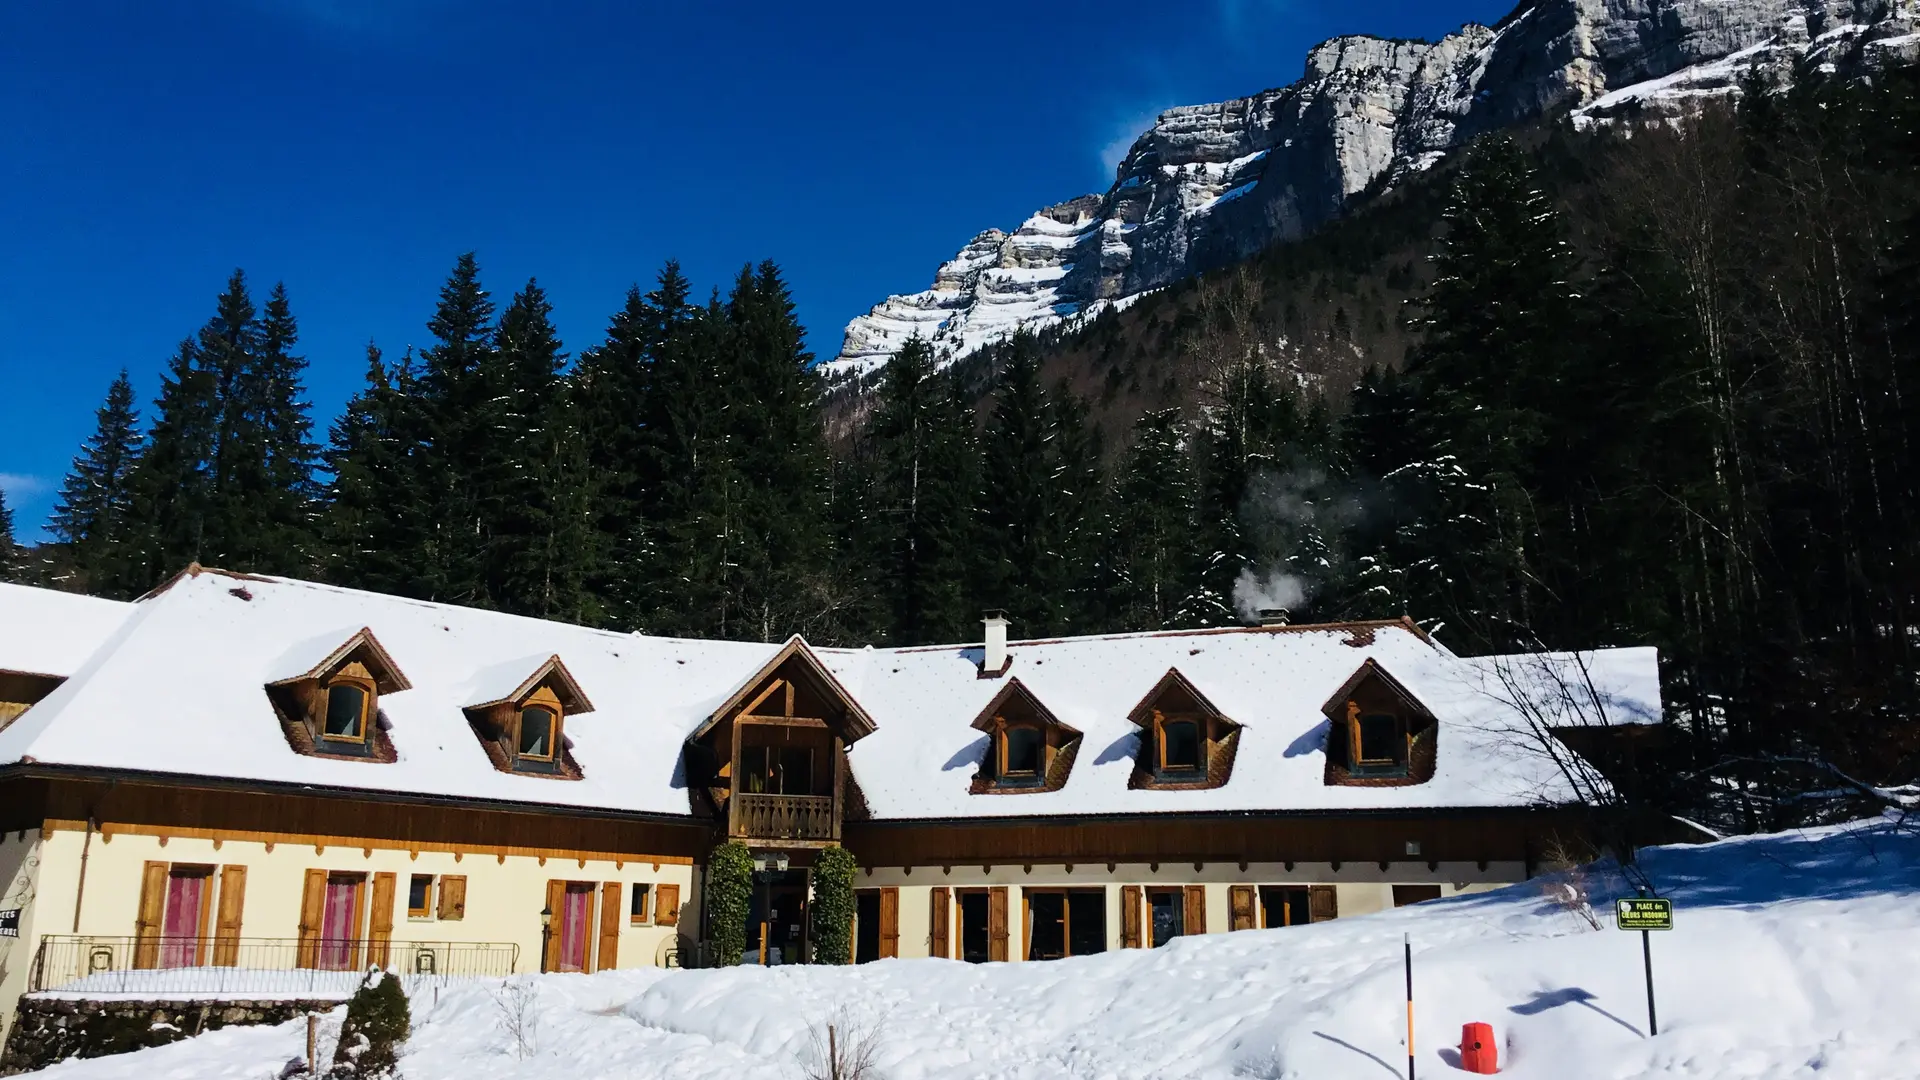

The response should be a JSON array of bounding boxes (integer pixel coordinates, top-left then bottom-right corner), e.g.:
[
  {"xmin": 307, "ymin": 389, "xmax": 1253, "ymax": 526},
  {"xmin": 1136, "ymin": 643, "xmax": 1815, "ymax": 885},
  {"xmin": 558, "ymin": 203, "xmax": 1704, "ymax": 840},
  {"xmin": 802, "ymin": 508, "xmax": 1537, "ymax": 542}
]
[{"xmin": 24, "ymin": 816, "xmax": 1920, "ymax": 1079}]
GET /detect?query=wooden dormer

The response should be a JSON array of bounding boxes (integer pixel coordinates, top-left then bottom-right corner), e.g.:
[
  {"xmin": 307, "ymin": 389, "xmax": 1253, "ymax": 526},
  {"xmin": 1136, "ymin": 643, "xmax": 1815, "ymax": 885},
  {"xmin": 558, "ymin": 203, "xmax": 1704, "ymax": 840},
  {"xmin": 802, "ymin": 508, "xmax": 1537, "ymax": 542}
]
[
  {"xmin": 684, "ymin": 638, "xmax": 875, "ymax": 848},
  {"xmin": 969, "ymin": 677, "xmax": 1081, "ymax": 795},
  {"xmin": 265, "ymin": 628, "xmax": 409, "ymax": 763},
  {"xmin": 1126, "ymin": 668, "xmax": 1241, "ymax": 791},
  {"xmin": 463, "ymin": 655, "xmax": 592, "ymax": 780},
  {"xmin": 1320, "ymin": 659, "xmax": 1438, "ymax": 787}
]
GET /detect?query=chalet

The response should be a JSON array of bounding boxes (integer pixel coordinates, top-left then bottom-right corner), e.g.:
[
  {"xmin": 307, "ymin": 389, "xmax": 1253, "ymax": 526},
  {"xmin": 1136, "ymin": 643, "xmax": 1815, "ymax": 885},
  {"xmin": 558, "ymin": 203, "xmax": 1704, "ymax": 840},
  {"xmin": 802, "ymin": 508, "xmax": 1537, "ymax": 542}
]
[{"xmin": 0, "ymin": 568, "xmax": 1661, "ymax": 1041}]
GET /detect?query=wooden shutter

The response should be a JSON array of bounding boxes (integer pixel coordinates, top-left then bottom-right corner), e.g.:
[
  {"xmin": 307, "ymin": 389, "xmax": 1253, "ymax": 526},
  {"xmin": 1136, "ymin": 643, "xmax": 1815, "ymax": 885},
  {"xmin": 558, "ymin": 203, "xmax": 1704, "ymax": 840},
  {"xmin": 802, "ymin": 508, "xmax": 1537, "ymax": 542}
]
[
  {"xmin": 1229, "ymin": 885, "xmax": 1256, "ymax": 932},
  {"xmin": 597, "ymin": 882, "xmax": 622, "ymax": 972},
  {"xmin": 1183, "ymin": 885, "xmax": 1207, "ymax": 935},
  {"xmin": 878, "ymin": 887, "xmax": 899, "ymax": 959},
  {"xmin": 655, "ymin": 883, "xmax": 681, "ymax": 927},
  {"xmin": 1308, "ymin": 884, "xmax": 1338, "ymax": 923},
  {"xmin": 133, "ymin": 861, "xmax": 168, "ymax": 969},
  {"xmin": 437, "ymin": 875, "xmax": 467, "ymax": 920},
  {"xmin": 1120, "ymin": 885, "xmax": 1142, "ymax": 948},
  {"xmin": 987, "ymin": 887, "xmax": 1008, "ymax": 962},
  {"xmin": 543, "ymin": 879, "xmax": 565, "ymax": 971},
  {"xmin": 368, "ymin": 872, "xmax": 396, "ymax": 968},
  {"xmin": 296, "ymin": 868, "xmax": 326, "ymax": 968},
  {"xmin": 214, "ymin": 866, "xmax": 248, "ymax": 965},
  {"xmin": 928, "ymin": 887, "xmax": 950, "ymax": 959}
]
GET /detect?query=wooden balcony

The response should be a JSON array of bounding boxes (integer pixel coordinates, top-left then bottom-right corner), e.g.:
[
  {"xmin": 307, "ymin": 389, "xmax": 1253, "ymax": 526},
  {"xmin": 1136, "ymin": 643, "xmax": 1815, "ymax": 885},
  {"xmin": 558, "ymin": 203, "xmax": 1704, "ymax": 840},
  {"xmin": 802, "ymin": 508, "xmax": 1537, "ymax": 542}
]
[{"xmin": 730, "ymin": 792, "xmax": 837, "ymax": 844}]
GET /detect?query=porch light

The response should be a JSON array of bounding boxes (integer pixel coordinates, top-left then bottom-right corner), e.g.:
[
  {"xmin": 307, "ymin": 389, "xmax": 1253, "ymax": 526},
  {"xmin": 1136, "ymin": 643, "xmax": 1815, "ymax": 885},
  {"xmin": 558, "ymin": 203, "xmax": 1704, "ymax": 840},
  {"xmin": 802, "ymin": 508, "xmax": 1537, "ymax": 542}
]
[{"xmin": 539, "ymin": 904, "xmax": 552, "ymax": 929}]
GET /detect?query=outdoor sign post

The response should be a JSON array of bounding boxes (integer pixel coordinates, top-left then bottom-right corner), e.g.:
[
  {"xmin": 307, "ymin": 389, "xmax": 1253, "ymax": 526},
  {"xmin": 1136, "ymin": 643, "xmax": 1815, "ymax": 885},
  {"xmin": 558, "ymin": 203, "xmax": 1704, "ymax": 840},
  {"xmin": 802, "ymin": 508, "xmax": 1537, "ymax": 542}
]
[
  {"xmin": 1615, "ymin": 893, "xmax": 1673, "ymax": 1036},
  {"xmin": 1403, "ymin": 932, "xmax": 1415, "ymax": 1080}
]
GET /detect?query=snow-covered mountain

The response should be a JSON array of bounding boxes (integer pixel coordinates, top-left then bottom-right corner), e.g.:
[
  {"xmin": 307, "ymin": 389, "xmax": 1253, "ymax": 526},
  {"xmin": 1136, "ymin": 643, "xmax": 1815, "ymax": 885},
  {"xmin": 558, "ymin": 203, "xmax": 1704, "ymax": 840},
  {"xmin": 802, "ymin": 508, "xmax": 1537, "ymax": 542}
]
[{"xmin": 825, "ymin": 0, "xmax": 1919, "ymax": 380}]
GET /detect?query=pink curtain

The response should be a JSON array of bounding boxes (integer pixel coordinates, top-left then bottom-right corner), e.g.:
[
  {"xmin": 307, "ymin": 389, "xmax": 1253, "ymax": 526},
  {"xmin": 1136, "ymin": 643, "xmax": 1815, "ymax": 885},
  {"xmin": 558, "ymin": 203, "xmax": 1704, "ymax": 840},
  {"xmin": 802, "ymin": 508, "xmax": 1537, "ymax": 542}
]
[
  {"xmin": 320, "ymin": 878, "xmax": 360, "ymax": 970},
  {"xmin": 159, "ymin": 873, "xmax": 204, "ymax": 968},
  {"xmin": 561, "ymin": 886, "xmax": 592, "ymax": 972}
]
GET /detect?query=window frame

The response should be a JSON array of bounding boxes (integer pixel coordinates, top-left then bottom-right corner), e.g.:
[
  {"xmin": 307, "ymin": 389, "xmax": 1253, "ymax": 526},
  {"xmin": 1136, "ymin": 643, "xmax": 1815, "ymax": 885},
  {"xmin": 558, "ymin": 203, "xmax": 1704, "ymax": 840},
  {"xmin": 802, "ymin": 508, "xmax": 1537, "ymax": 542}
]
[
  {"xmin": 407, "ymin": 874, "xmax": 434, "ymax": 920},
  {"xmin": 1347, "ymin": 701, "xmax": 1409, "ymax": 774},
  {"xmin": 629, "ymin": 883, "xmax": 653, "ymax": 925},
  {"xmin": 514, "ymin": 704, "xmax": 559, "ymax": 762},
  {"xmin": 1154, "ymin": 714, "xmax": 1205, "ymax": 774},
  {"xmin": 320, "ymin": 675, "xmax": 376, "ymax": 745},
  {"xmin": 1145, "ymin": 887, "xmax": 1186, "ymax": 947},
  {"xmin": 508, "ymin": 685, "xmax": 567, "ymax": 768}
]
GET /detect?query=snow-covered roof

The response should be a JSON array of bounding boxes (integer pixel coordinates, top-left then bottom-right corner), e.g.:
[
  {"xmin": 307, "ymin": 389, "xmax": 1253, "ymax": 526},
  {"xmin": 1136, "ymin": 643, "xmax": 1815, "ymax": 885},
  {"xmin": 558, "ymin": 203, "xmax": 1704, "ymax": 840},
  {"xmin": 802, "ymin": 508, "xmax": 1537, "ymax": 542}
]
[
  {"xmin": 0, "ymin": 582, "xmax": 134, "ymax": 677},
  {"xmin": 0, "ymin": 570, "xmax": 1663, "ymax": 821}
]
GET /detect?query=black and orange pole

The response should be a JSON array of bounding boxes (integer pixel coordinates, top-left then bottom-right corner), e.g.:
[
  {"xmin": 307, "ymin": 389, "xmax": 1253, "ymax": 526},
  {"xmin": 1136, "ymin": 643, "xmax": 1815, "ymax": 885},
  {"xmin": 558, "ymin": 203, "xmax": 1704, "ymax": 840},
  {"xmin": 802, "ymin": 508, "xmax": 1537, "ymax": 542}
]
[{"xmin": 1404, "ymin": 932, "xmax": 1415, "ymax": 1080}]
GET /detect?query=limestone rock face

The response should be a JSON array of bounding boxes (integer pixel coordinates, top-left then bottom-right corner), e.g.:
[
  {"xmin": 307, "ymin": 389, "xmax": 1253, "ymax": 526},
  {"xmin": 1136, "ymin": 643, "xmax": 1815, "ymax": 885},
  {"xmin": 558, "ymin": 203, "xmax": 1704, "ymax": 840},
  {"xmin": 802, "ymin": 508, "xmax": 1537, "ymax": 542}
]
[{"xmin": 825, "ymin": 0, "xmax": 1917, "ymax": 380}]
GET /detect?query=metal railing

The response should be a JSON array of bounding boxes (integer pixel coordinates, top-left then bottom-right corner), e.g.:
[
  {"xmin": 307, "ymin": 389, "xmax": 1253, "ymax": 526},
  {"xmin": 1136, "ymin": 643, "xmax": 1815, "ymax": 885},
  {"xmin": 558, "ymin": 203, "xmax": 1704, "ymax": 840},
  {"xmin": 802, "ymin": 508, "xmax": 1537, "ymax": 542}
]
[
  {"xmin": 29, "ymin": 936, "xmax": 520, "ymax": 997},
  {"xmin": 732, "ymin": 792, "xmax": 837, "ymax": 840}
]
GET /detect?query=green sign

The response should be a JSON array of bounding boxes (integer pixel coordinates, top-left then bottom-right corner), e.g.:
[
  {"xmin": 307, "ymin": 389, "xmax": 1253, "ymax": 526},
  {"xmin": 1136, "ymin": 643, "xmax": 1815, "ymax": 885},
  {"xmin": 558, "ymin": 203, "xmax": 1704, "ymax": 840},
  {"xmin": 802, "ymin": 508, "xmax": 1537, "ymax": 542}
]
[{"xmin": 1616, "ymin": 897, "xmax": 1673, "ymax": 931}]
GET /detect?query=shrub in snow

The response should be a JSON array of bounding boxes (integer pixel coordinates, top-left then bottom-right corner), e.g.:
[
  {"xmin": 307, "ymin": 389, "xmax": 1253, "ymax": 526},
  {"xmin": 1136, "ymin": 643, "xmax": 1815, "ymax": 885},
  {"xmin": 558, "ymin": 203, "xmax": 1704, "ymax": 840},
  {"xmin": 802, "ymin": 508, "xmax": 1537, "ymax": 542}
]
[
  {"xmin": 331, "ymin": 967, "xmax": 409, "ymax": 1077},
  {"xmin": 800, "ymin": 1007, "xmax": 884, "ymax": 1080},
  {"xmin": 810, "ymin": 845, "xmax": 858, "ymax": 965},
  {"xmin": 490, "ymin": 979, "xmax": 540, "ymax": 1060},
  {"xmin": 706, "ymin": 841, "xmax": 755, "ymax": 966}
]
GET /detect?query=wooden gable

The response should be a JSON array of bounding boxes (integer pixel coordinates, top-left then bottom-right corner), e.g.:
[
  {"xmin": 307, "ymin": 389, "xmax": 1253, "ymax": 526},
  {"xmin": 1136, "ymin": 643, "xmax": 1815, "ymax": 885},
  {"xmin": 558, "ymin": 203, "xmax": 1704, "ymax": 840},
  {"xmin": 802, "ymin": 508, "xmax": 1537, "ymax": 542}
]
[
  {"xmin": 1126, "ymin": 668, "xmax": 1241, "ymax": 791},
  {"xmin": 1320, "ymin": 659, "xmax": 1438, "ymax": 787},
  {"xmin": 968, "ymin": 677, "xmax": 1082, "ymax": 795}
]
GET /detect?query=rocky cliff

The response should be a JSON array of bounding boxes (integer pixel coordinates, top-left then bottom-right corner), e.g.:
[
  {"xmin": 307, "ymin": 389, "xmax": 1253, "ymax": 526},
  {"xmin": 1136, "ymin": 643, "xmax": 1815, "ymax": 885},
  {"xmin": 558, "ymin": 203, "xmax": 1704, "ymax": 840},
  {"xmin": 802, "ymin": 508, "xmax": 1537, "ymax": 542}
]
[{"xmin": 826, "ymin": 0, "xmax": 1918, "ymax": 380}]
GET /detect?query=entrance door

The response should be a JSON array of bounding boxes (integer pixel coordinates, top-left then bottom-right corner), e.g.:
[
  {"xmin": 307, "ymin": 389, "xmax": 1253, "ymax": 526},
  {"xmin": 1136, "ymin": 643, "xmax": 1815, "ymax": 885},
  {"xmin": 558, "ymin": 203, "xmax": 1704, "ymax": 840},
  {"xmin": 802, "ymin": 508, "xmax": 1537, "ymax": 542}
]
[
  {"xmin": 159, "ymin": 868, "xmax": 209, "ymax": 968},
  {"xmin": 559, "ymin": 883, "xmax": 594, "ymax": 972},
  {"xmin": 318, "ymin": 874, "xmax": 363, "ymax": 970},
  {"xmin": 958, "ymin": 891, "xmax": 991, "ymax": 963},
  {"xmin": 766, "ymin": 881, "xmax": 808, "ymax": 965},
  {"xmin": 854, "ymin": 890, "xmax": 881, "ymax": 963}
]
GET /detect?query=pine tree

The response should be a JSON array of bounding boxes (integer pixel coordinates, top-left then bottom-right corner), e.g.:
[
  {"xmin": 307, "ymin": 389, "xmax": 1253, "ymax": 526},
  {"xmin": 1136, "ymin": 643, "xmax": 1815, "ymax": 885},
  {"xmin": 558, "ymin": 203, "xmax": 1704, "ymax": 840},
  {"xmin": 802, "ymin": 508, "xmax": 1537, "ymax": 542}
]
[
  {"xmin": 1044, "ymin": 385, "xmax": 1105, "ymax": 634},
  {"xmin": 646, "ymin": 289, "xmax": 739, "ymax": 636},
  {"xmin": 1107, "ymin": 409, "xmax": 1200, "ymax": 630},
  {"xmin": 322, "ymin": 344, "xmax": 428, "ymax": 596},
  {"xmin": 197, "ymin": 269, "xmax": 266, "ymax": 567},
  {"xmin": 50, "ymin": 370, "xmax": 143, "ymax": 592}
]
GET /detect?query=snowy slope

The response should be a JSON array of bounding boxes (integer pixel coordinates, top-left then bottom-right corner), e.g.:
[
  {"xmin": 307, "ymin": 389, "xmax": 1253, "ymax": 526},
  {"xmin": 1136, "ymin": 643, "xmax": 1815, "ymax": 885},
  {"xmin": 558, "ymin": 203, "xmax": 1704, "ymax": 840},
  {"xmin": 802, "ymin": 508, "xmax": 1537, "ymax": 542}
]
[
  {"xmin": 28, "ymin": 815, "xmax": 1920, "ymax": 1079},
  {"xmin": 826, "ymin": 0, "xmax": 1920, "ymax": 380}
]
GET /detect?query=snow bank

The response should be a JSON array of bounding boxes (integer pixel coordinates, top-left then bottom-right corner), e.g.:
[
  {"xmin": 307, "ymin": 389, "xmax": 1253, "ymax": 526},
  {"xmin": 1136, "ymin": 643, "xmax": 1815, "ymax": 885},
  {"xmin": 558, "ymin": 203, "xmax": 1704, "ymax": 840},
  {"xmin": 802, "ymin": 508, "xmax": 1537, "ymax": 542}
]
[{"xmin": 26, "ymin": 816, "xmax": 1920, "ymax": 1078}]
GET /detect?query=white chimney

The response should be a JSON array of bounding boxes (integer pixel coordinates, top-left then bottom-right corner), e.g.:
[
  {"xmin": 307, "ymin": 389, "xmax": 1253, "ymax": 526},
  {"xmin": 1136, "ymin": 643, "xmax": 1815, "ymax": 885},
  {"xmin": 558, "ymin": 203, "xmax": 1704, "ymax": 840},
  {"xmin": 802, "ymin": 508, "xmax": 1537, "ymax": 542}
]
[{"xmin": 981, "ymin": 611, "xmax": 1009, "ymax": 676}]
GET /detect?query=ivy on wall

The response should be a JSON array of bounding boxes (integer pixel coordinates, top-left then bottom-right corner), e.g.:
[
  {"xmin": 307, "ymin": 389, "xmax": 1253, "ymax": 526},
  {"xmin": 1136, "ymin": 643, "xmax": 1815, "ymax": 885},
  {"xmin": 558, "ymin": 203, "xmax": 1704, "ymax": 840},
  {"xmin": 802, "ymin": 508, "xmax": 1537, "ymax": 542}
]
[{"xmin": 809, "ymin": 844, "xmax": 857, "ymax": 965}]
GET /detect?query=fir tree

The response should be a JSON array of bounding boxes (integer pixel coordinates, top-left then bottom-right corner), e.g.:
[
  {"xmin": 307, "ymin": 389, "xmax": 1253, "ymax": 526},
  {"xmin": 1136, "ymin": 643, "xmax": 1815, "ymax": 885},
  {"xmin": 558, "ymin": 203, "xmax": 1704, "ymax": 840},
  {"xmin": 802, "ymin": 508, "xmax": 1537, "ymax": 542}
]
[
  {"xmin": 50, "ymin": 370, "xmax": 143, "ymax": 592},
  {"xmin": 0, "ymin": 486, "xmax": 22, "ymax": 583},
  {"xmin": 322, "ymin": 344, "xmax": 428, "ymax": 596},
  {"xmin": 252, "ymin": 282, "xmax": 320, "ymax": 573},
  {"xmin": 977, "ymin": 334, "xmax": 1056, "ymax": 629},
  {"xmin": 117, "ymin": 339, "xmax": 217, "ymax": 594},
  {"xmin": 413, "ymin": 253, "xmax": 499, "ymax": 605}
]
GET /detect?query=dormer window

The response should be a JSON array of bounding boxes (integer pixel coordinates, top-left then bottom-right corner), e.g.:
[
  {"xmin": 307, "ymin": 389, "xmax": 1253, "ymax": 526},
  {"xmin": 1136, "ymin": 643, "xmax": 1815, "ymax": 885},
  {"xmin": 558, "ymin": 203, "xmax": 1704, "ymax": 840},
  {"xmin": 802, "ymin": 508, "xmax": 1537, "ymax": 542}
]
[
  {"xmin": 969, "ymin": 678, "xmax": 1081, "ymax": 795},
  {"xmin": 464, "ymin": 656, "xmax": 591, "ymax": 780},
  {"xmin": 1127, "ymin": 669, "xmax": 1240, "ymax": 791},
  {"xmin": 265, "ymin": 629, "xmax": 409, "ymax": 764},
  {"xmin": 1322, "ymin": 659, "xmax": 1436, "ymax": 787}
]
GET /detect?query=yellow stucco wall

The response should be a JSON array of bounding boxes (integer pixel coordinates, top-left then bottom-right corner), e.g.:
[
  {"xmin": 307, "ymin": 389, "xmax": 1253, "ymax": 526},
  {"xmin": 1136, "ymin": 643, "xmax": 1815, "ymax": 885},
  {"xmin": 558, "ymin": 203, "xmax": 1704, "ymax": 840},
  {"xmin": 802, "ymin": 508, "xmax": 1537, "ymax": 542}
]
[{"xmin": 1, "ymin": 824, "xmax": 699, "ymax": 1045}]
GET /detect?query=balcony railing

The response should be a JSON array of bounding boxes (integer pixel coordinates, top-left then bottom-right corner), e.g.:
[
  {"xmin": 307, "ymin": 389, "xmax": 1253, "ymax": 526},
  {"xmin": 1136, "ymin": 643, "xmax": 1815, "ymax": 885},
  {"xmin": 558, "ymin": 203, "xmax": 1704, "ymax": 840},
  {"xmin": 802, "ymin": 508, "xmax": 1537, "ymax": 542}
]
[
  {"xmin": 731, "ymin": 792, "xmax": 836, "ymax": 841},
  {"xmin": 28, "ymin": 936, "xmax": 520, "ymax": 997}
]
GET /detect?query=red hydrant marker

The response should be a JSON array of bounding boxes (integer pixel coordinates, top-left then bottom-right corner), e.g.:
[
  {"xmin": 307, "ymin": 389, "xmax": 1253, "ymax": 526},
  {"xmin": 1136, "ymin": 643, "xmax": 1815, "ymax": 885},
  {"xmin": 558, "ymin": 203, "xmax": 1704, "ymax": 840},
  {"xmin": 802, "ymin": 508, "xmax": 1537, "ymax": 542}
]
[{"xmin": 1459, "ymin": 1022, "xmax": 1497, "ymax": 1074}]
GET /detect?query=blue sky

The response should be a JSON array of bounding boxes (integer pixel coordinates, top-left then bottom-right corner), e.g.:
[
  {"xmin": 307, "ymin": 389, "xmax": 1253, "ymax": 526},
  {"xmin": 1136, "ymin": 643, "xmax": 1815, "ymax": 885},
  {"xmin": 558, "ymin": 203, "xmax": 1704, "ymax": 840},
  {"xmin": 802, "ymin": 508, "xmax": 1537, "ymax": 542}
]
[{"xmin": 0, "ymin": 0, "xmax": 1510, "ymax": 539}]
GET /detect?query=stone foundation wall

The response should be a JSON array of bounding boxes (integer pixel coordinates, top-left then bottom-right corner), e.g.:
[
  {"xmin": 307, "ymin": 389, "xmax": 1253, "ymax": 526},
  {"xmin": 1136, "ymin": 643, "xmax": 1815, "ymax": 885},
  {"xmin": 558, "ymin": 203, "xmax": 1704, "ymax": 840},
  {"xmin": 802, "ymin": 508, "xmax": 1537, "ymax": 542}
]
[{"xmin": 1, "ymin": 996, "xmax": 338, "ymax": 1075}]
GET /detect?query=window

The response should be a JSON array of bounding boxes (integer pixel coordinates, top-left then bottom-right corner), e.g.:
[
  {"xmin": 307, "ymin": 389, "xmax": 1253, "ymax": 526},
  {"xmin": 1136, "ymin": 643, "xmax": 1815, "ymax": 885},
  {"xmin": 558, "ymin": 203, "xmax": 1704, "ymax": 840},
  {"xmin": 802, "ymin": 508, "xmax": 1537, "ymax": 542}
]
[
  {"xmin": 1148, "ymin": 889, "xmax": 1185, "ymax": 947},
  {"xmin": 323, "ymin": 681, "xmax": 370, "ymax": 741},
  {"xmin": 1158, "ymin": 719, "xmax": 1201, "ymax": 772},
  {"xmin": 1025, "ymin": 889, "xmax": 1106, "ymax": 961},
  {"xmin": 741, "ymin": 745, "xmax": 815, "ymax": 795},
  {"xmin": 408, "ymin": 875, "xmax": 433, "ymax": 919},
  {"xmin": 1357, "ymin": 713, "xmax": 1399, "ymax": 764},
  {"xmin": 629, "ymin": 883, "xmax": 652, "ymax": 924},
  {"xmin": 1393, "ymin": 885, "xmax": 1442, "ymax": 907},
  {"xmin": 1260, "ymin": 886, "xmax": 1311, "ymax": 928},
  {"xmin": 1002, "ymin": 727, "xmax": 1043, "ymax": 777},
  {"xmin": 517, "ymin": 705, "xmax": 555, "ymax": 760}
]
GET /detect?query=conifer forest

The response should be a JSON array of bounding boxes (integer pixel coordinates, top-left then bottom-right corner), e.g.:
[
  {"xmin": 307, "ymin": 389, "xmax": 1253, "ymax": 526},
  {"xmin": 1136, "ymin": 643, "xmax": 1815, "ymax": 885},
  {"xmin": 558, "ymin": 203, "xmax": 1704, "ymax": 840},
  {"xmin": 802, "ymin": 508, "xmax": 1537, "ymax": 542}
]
[{"xmin": 8, "ymin": 65, "xmax": 1919, "ymax": 837}]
